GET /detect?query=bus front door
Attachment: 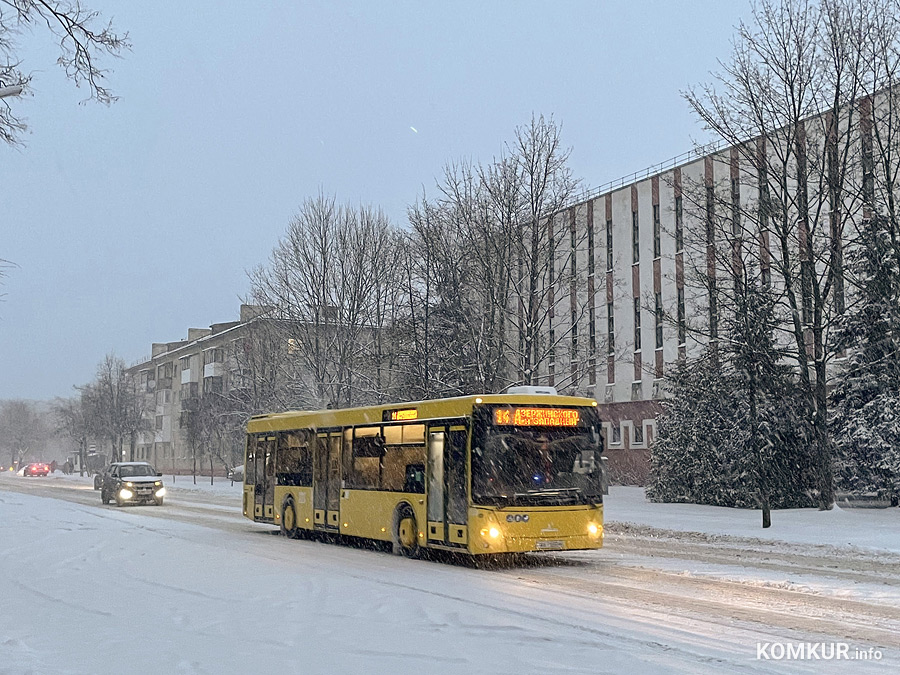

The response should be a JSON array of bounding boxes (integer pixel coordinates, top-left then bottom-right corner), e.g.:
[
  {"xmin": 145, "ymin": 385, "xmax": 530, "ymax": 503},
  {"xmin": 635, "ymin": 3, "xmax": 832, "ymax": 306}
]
[
  {"xmin": 427, "ymin": 426, "xmax": 468, "ymax": 547},
  {"xmin": 314, "ymin": 432, "xmax": 341, "ymax": 531},
  {"xmin": 254, "ymin": 435, "xmax": 276, "ymax": 521}
]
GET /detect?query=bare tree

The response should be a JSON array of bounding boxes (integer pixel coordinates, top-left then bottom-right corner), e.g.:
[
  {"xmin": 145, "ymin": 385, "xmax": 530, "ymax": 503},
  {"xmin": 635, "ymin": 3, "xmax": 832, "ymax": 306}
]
[
  {"xmin": 0, "ymin": 399, "xmax": 46, "ymax": 469},
  {"xmin": 681, "ymin": 0, "xmax": 900, "ymax": 508},
  {"xmin": 406, "ymin": 114, "xmax": 583, "ymax": 394},
  {"xmin": 506, "ymin": 115, "xmax": 582, "ymax": 386},
  {"xmin": 180, "ymin": 390, "xmax": 242, "ymax": 484},
  {"xmin": 90, "ymin": 353, "xmax": 146, "ymax": 463},
  {"xmin": 406, "ymin": 166, "xmax": 515, "ymax": 396},
  {"xmin": 227, "ymin": 313, "xmax": 297, "ymax": 415},
  {"xmin": 0, "ymin": 0, "xmax": 129, "ymax": 145},
  {"xmin": 53, "ymin": 389, "xmax": 99, "ymax": 476},
  {"xmin": 250, "ymin": 194, "xmax": 400, "ymax": 408}
]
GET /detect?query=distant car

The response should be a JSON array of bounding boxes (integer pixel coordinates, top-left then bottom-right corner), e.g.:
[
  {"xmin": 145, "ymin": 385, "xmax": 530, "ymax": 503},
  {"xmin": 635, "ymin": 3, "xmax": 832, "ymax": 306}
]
[
  {"xmin": 99, "ymin": 462, "xmax": 166, "ymax": 507},
  {"xmin": 227, "ymin": 465, "xmax": 244, "ymax": 482},
  {"xmin": 23, "ymin": 463, "xmax": 50, "ymax": 477}
]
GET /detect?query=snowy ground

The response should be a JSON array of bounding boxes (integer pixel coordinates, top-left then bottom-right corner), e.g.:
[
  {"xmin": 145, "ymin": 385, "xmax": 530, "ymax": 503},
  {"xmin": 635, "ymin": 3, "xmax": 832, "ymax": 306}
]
[
  {"xmin": 605, "ymin": 487, "xmax": 900, "ymax": 553},
  {"xmin": 1, "ymin": 473, "xmax": 897, "ymax": 674}
]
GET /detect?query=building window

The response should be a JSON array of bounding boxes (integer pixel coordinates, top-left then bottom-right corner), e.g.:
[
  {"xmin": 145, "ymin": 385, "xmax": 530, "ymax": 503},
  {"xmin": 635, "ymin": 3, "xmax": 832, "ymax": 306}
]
[
  {"xmin": 180, "ymin": 355, "xmax": 192, "ymax": 371},
  {"xmin": 204, "ymin": 376, "xmax": 223, "ymax": 394},
  {"xmin": 607, "ymin": 303, "xmax": 615, "ymax": 354},
  {"xmin": 731, "ymin": 177, "xmax": 741, "ymax": 237},
  {"xmin": 653, "ymin": 204, "xmax": 661, "ymax": 259},
  {"xmin": 675, "ymin": 196, "xmax": 683, "ymax": 252},
  {"xmin": 633, "ymin": 297, "xmax": 642, "ymax": 352},
  {"xmin": 611, "ymin": 424, "xmax": 621, "ymax": 444},
  {"xmin": 655, "ymin": 292, "xmax": 663, "ymax": 349},
  {"xmin": 632, "ymin": 210, "xmax": 640, "ymax": 264},
  {"xmin": 204, "ymin": 348, "xmax": 224, "ymax": 365},
  {"xmin": 606, "ymin": 219, "xmax": 613, "ymax": 272},
  {"xmin": 587, "ymin": 213, "xmax": 595, "ymax": 272},
  {"xmin": 677, "ymin": 288, "xmax": 686, "ymax": 345},
  {"xmin": 155, "ymin": 415, "xmax": 163, "ymax": 430},
  {"xmin": 633, "ymin": 422, "xmax": 644, "ymax": 445}
]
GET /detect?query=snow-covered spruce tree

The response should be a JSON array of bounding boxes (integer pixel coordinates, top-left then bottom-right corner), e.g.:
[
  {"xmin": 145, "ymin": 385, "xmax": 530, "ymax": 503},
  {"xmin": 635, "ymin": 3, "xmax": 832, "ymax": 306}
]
[
  {"xmin": 647, "ymin": 354, "xmax": 748, "ymax": 506},
  {"xmin": 648, "ymin": 353, "xmax": 816, "ymax": 510},
  {"xmin": 649, "ymin": 280, "xmax": 817, "ymax": 512},
  {"xmin": 830, "ymin": 215, "xmax": 900, "ymax": 503}
]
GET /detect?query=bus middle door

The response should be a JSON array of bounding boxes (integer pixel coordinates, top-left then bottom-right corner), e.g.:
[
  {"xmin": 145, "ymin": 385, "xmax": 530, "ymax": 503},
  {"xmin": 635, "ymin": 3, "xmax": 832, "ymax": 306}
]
[
  {"xmin": 313, "ymin": 432, "xmax": 341, "ymax": 531},
  {"xmin": 427, "ymin": 425, "xmax": 468, "ymax": 547}
]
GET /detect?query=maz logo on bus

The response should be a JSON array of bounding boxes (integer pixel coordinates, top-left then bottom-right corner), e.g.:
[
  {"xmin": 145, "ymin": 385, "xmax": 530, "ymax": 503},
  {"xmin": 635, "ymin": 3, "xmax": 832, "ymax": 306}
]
[{"xmin": 493, "ymin": 407, "xmax": 580, "ymax": 427}]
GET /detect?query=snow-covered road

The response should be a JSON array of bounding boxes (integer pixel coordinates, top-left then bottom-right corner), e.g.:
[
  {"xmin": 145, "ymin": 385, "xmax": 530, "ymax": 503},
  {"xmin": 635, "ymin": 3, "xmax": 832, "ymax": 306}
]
[{"xmin": 1, "ymin": 474, "xmax": 896, "ymax": 674}]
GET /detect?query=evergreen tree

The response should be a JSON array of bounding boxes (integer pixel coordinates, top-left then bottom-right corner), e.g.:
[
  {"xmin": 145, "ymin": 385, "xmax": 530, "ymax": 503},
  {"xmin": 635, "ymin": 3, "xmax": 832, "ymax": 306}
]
[
  {"xmin": 830, "ymin": 215, "xmax": 900, "ymax": 502},
  {"xmin": 649, "ymin": 280, "xmax": 817, "ymax": 514}
]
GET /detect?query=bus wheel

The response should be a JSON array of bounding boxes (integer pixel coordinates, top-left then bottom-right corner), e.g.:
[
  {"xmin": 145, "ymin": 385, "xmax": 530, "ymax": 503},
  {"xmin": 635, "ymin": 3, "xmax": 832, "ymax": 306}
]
[
  {"xmin": 393, "ymin": 504, "xmax": 420, "ymax": 558},
  {"xmin": 281, "ymin": 496, "xmax": 300, "ymax": 539}
]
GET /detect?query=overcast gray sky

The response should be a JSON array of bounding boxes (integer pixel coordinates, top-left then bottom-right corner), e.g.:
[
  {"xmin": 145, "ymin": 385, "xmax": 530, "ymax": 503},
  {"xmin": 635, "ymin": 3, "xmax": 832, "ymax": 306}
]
[{"xmin": 0, "ymin": 0, "xmax": 748, "ymax": 401}]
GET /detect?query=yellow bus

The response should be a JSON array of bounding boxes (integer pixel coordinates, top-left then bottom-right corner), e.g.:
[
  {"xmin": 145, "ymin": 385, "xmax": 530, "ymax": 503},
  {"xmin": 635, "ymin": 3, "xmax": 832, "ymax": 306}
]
[{"xmin": 242, "ymin": 392, "xmax": 605, "ymax": 558}]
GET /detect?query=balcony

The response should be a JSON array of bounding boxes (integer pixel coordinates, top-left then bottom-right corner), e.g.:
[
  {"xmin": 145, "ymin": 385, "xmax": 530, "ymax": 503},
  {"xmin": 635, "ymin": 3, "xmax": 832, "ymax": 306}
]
[{"xmin": 204, "ymin": 362, "xmax": 225, "ymax": 378}]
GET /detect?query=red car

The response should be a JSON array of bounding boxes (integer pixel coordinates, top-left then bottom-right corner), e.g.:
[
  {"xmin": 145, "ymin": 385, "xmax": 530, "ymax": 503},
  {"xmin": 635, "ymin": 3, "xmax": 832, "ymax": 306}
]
[{"xmin": 23, "ymin": 463, "xmax": 50, "ymax": 477}]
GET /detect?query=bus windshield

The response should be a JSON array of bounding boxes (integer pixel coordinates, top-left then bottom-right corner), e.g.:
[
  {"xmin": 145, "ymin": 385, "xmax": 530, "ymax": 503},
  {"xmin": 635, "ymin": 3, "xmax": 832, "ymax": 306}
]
[{"xmin": 472, "ymin": 422, "xmax": 604, "ymax": 507}]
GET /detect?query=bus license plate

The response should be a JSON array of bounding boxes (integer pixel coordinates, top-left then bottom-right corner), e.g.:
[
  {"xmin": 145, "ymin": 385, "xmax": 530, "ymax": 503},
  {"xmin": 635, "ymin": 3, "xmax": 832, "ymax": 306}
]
[{"xmin": 536, "ymin": 540, "xmax": 564, "ymax": 550}]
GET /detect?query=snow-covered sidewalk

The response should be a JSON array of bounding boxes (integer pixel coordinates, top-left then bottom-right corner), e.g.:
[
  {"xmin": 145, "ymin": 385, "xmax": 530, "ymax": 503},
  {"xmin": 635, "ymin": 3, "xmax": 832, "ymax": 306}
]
[{"xmin": 605, "ymin": 486, "xmax": 900, "ymax": 554}]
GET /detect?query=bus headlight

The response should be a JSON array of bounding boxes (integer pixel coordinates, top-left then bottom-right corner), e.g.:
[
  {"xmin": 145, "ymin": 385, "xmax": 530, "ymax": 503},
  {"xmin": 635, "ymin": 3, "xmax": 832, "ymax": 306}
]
[
  {"xmin": 119, "ymin": 489, "xmax": 134, "ymax": 500},
  {"xmin": 588, "ymin": 522, "xmax": 601, "ymax": 538},
  {"xmin": 480, "ymin": 526, "xmax": 502, "ymax": 539}
]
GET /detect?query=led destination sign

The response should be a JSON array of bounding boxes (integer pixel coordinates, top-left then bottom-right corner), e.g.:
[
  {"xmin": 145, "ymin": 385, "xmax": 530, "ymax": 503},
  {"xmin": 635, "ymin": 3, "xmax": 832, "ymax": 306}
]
[
  {"xmin": 387, "ymin": 408, "xmax": 418, "ymax": 421},
  {"xmin": 493, "ymin": 407, "xmax": 580, "ymax": 427}
]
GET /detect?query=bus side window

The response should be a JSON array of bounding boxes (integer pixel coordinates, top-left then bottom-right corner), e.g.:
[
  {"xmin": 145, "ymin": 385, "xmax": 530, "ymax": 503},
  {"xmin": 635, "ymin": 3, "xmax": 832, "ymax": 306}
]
[
  {"xmin": 403, "ymin": 463, "xmax": 425, "ymax": 494},
  {"xmin": 276, "ymin": 431, "xmax": 313, "ymax": 487},
  {"xmin": 348, "ymin": 427, "xmax": 383, "ymax": 489},
  {"xmin": 382, "ymin": 444, "xmax": 425, "ymax": 492}
]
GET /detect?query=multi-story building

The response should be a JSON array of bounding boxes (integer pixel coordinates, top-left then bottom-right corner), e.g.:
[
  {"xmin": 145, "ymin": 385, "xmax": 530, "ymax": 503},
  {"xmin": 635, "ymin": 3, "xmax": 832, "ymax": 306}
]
[
  {"xmin": 127, "ymin": 304, "xmax": 270, "ymax": 472},
  {"xmin": 538, "ymin": 96, "xmax": 881, "ymax": 483}
]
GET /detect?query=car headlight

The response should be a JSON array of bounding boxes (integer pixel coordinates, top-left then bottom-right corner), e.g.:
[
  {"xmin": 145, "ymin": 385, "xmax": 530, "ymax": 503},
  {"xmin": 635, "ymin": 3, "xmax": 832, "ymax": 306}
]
[
  {"xmin": 119, "ymin": 489, "xmax": 134, "ymax": 500},
  {"xmin": 154, "ymin": 481, "xmax": 161, "ymax": 486},
  {"xmin": 125, "ymin": 482, "xmax": 133, "ymax": 487},
  {"xmin": 155, "ymin": 487, "xmax": 166, "ymax": 498}
]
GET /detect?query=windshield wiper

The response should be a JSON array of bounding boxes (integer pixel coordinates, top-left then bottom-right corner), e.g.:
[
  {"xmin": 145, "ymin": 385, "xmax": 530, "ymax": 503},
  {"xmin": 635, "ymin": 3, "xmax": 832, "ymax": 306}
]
[
  {"xmin": 511, "ymin": 487, "xmax": 584, "ymax": 505},
  {"xmin": 474, "ymin": 494, "xmax": 512, "ymax": 507},
  {"xmin": 516, "ymin": 487, "xmax": 583, "ymax": 497}
]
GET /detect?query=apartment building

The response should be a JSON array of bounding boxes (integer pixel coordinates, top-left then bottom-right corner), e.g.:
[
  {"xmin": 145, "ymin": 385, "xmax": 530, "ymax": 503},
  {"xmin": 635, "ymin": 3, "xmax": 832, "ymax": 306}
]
[{"xmin": 127, "ymin": 304, "xmax": 269, "ymax": 472}]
